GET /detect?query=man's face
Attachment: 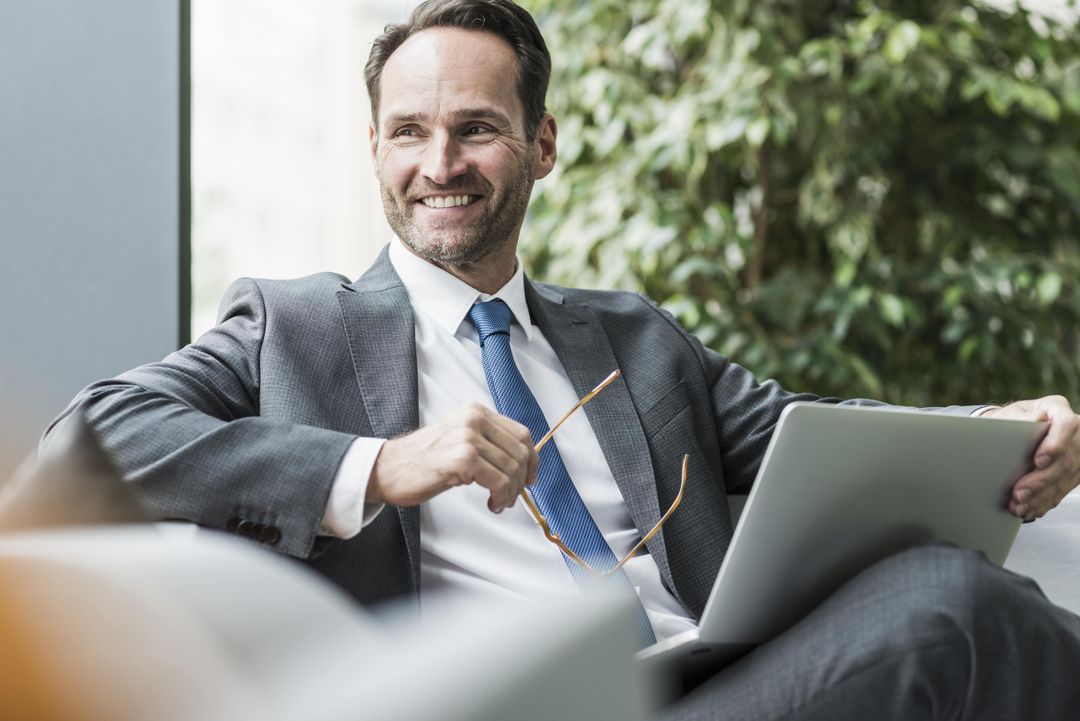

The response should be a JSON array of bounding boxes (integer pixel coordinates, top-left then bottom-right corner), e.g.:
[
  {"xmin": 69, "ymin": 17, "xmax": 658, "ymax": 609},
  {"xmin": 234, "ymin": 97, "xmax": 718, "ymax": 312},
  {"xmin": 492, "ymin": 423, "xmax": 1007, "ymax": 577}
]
[{"xmin": 371, "ymin": 28, "xmax": 552, "ymax": 266}]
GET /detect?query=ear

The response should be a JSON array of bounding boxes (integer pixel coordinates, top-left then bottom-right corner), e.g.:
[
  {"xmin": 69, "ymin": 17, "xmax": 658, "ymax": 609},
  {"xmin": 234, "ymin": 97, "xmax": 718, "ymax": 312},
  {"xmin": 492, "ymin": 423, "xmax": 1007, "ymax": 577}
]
[
  {"xmin": 531, "ymin": 113, "xmax": 558, "ymax": 180},
  {"xmin": 369, "ymin": 122, "xmax": 380, "ymax": 175}
]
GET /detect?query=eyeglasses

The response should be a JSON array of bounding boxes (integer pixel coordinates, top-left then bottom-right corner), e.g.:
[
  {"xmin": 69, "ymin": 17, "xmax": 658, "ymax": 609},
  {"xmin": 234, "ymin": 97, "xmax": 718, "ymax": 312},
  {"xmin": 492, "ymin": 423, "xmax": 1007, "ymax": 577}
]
[{"xmin": 519, "ymin": 369, "xmax": 688, "ymax": 578}]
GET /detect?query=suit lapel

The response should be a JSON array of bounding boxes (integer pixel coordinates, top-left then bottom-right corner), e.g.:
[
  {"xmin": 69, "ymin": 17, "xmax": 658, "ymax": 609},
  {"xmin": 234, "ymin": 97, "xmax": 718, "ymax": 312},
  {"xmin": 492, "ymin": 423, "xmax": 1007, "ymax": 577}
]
[
  {"xmin": 524, "ymin": 280, "xmax": 675, "ymax": 592},
  {"xmin": 336, "ymin": 248, "xmax": 421, "ymax": 592}
]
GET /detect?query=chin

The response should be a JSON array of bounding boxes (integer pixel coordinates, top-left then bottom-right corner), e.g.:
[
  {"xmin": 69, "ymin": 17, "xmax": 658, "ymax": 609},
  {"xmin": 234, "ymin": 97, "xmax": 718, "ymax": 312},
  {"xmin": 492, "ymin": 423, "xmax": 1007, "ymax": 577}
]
[{"xmin": 401, "ymin": 231, "xmax": 496, "ymax": 266}]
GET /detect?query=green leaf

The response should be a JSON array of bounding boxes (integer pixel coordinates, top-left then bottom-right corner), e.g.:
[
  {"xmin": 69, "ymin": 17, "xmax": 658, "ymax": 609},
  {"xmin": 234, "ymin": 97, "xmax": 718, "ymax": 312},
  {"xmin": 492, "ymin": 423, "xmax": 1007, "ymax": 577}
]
[
  {"xmin": 943, "ymin": 286, "xmax": 964, "ymax": 310},
  {"xmin": 1063, "ymin": 60, "xmax": 1080, "ymax": 115},
  {"xmin": 1016, "ymin": 85, "xmax": 1061, "ymax": 121},
  {"xmin": 959, "ymin": 336, "xmax": 979, "ymax": 362},
  {"xmin": 883, "ymin": 20, "xmax": 921, "ymax": 64},
  {"xmin": 596, "ymin": 117, "xmax": 627, "ymax": 156},
  {"xmin": 1037, "ymin": 273, "xmax": 1062, "ymax": 305},
  {"xmin": 851, "ymin": 287, "xmax": 873, "ymax": 308},
  {"xmin": 984, "ymin": 74, "xmax": 1016, "ymax": 115},
  {"xmin": 705, "ymin": 115, "xmax": 750, "ymax": 150},
  {"xmin": 835, "ymin": 262, "xmax": 856, "ymax": 288},
  {"xmin": 746, "ymin": 117, "xmax": 770, "ymax": 147},
  {"xmin": 879, "ymin": 294, "xmax": 905, "ymax": 327},
  {"xmin": 848, "ymin": 354, "xmax": 884, "ymax": 397}
]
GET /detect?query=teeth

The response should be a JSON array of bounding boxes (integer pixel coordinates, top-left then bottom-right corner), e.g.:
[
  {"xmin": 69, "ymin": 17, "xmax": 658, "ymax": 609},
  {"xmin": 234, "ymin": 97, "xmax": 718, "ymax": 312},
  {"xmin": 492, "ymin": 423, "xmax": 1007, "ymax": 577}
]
[{"xmin": 422, "ymin": 195, "xmax": 472, "ymax": 208}]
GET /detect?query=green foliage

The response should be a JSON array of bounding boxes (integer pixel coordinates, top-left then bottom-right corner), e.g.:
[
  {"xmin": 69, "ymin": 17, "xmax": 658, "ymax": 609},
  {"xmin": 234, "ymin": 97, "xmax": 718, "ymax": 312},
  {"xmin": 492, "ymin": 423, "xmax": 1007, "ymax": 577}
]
[{"xmin": 520, "ymin": 0, "xmax": 1080, "ymax": 406}]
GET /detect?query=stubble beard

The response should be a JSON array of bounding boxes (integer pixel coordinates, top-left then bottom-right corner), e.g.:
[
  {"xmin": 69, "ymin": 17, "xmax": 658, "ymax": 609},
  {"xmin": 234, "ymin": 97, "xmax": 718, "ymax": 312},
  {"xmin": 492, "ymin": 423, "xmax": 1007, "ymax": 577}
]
[{"xmin": 381, "ymin": 152, "xmax": 534, "ymax": 267}]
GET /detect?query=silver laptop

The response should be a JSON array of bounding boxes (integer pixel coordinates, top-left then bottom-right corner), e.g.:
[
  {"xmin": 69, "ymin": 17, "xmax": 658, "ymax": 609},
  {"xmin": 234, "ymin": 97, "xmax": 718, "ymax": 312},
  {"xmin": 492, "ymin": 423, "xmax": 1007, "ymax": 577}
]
[{"xmin": 637, "ymin": 402, "xmax": 1047, "ymax": 676}]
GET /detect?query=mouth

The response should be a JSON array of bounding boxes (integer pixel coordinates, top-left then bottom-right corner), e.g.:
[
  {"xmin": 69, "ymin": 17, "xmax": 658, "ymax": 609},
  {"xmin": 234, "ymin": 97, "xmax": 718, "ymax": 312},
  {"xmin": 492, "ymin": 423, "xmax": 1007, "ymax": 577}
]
[{"xmin": 415, "ymin": 194, "xmax": 482, "ymax": 210}]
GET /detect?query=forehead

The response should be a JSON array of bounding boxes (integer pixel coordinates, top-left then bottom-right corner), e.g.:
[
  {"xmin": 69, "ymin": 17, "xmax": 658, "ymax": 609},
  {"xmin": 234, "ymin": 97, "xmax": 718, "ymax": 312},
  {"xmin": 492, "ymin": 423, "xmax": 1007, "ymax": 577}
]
[{"xmin": 378, "ymin": 27, "xmax": 522, "ymax": 126}]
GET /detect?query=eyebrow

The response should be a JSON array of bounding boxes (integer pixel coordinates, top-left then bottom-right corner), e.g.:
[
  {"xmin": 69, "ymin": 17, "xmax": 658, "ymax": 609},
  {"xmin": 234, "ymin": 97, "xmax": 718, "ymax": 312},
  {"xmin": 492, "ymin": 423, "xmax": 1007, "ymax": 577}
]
[{"xmin": 384, "ymin": 107, "xmax": 513, "ymax": 127}]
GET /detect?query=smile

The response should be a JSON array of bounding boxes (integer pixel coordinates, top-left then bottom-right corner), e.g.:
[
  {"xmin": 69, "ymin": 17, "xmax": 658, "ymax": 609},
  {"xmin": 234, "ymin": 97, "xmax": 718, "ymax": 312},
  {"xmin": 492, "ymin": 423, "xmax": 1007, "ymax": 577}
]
[{"xmin": 419, "ymin": 194, "xmax": 480, "ymax": 209}]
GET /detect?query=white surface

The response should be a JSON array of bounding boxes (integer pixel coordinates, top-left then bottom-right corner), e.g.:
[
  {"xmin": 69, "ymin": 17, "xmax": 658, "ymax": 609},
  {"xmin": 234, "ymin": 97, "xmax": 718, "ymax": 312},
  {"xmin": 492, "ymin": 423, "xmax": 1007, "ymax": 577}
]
[
  {"xmin": 329, "ymin": 589, "xmax": 656, "ymax": 721},
  {"xmin": 0, "ymin": 527, "xmax": 387, "ymax": 721},
  {"xmin": 1005, "ymin": 489, "xmax": 1080, "ymax": 615},
  {"xmin": 0, "ymin": 526, "xmax": 656, "ymax": 721}
]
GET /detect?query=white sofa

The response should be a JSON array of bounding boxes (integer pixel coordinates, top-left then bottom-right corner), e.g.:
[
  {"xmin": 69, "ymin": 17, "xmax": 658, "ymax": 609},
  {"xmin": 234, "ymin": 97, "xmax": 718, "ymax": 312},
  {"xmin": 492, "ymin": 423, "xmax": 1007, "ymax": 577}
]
[{"xmin": 1004, "ymin": 489, "xmax": 1080, "ymax": 614}]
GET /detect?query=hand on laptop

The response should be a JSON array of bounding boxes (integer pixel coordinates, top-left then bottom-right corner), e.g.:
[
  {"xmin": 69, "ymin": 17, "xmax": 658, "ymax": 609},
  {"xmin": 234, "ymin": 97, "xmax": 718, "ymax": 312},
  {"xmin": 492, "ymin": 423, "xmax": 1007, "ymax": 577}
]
[{"xmin": 980, "ymin": 396, "xmax": 1079, "ymax": 521}]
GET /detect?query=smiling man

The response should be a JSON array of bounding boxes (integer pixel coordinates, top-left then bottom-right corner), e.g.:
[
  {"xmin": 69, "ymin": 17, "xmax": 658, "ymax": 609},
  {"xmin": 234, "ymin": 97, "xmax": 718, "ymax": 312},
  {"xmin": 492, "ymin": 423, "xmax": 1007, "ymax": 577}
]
[
  {"xmin": 371, "ymin": 24, "xmax": 553, "ymax": 292},
  {"xmin": 46, "ymin": 0, "xmax": 1080, "ymax": 719}
]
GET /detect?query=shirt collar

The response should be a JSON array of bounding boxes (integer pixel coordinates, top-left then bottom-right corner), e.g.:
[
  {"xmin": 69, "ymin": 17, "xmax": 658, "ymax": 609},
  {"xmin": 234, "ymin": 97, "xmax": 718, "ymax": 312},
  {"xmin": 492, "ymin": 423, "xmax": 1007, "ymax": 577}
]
[{"xmin": 388, "ymin": 238, "xmax": 534, "ymax": 341}]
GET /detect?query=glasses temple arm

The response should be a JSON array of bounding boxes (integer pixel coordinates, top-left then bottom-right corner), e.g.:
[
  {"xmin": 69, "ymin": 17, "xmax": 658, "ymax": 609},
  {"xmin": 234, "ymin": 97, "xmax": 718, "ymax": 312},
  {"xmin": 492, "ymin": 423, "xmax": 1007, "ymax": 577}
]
[
  {"xmin": 533, "ymin": 369, "xmax": 621, "ymax": 455},
  {"xmin": 518, "ymin": 486, "xmax": 598, "ymax": 575},
  {"xmin": 517, "ymin": 368, "xmax": 641, "ymax": 579},
  {"xmin": 600, "ymin": 454, "xmax": 689, "ymax": 578}
]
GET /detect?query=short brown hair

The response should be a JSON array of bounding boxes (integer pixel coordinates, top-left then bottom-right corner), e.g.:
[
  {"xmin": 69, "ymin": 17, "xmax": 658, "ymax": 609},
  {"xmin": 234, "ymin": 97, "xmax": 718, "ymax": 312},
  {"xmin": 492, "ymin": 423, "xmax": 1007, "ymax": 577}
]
[{"xmin": 364, "ymin": 0, "xmax": 551, "ymax": 140}]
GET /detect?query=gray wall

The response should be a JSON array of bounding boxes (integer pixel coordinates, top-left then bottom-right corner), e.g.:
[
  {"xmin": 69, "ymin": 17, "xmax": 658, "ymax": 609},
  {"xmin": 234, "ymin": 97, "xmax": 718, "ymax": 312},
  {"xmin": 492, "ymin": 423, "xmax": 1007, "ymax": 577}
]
[{"xmin": 0, "ymin": 0, "xmax": 182, "ymax": 479}]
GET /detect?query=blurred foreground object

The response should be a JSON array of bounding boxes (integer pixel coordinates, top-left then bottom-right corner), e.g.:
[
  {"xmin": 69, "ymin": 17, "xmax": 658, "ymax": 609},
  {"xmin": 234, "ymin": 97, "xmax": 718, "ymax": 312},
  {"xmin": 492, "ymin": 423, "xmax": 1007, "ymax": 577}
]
[
  {"xmin": 0, "ymin": 408, "xmax": 146, "ymax": 529},
  {"xmin": 0, "ymin": 411, "xmax": 655, "ymax": 720},
  {"xmin": 0, "ymin": 527, "xmax": 654, "ymax": 721}
]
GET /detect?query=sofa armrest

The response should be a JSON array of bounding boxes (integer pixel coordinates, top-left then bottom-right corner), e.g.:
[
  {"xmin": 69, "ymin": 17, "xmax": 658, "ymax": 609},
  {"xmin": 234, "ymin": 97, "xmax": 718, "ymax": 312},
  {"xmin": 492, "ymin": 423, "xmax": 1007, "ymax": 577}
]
[{"xmin": 1004, "ymin": 490, "xmax": 1080, "ymax": 615}]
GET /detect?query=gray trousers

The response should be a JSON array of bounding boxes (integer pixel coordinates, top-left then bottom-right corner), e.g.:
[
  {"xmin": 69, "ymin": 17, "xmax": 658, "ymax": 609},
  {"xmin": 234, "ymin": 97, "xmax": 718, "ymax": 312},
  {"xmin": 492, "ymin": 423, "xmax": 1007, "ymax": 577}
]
[{"xmin": 664, "ymin": 545, "xmax": 1080, "ymax": 720}]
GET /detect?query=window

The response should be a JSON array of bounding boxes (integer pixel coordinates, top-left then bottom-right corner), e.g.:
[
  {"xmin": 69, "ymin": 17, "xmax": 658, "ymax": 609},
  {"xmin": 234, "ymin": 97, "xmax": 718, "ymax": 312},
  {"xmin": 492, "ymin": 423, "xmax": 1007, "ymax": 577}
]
[{"xmin": 191, "ymin": 0, "xmax": 413, "ymax": 337}]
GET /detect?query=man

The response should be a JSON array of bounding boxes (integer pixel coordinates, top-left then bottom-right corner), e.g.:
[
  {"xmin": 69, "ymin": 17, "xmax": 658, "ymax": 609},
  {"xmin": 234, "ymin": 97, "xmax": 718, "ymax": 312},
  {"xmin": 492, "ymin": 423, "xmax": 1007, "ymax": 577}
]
[{"xmin": 47, "ymin": 0, "xmax": 1080, "ymax": 718}]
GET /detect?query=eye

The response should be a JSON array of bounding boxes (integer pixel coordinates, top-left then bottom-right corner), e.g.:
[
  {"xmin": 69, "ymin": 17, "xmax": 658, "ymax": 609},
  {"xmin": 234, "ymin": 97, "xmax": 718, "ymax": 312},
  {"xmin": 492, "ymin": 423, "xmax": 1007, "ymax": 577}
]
[
  {"xmin": 463, "ymin": 125, "xmax": 492, "ymax": 137},
  {"xmin": 394, "ymin": 127, "xmax": 417, "ymax": 138}
]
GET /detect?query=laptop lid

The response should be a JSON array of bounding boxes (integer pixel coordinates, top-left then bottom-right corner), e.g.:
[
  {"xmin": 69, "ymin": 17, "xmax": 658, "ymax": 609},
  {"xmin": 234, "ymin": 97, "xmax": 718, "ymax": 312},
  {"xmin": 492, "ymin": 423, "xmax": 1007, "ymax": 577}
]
[{"xmin": 696, "ymin": 402, "xmax": 1046, "ymax": 647}]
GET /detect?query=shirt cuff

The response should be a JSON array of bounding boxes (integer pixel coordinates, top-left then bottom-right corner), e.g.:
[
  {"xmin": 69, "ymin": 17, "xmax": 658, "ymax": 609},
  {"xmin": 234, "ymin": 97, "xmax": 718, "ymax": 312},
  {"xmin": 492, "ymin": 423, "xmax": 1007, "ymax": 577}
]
[{"xmin": 319, "ymin": 437, "xmax": 387, "ymax": 539}]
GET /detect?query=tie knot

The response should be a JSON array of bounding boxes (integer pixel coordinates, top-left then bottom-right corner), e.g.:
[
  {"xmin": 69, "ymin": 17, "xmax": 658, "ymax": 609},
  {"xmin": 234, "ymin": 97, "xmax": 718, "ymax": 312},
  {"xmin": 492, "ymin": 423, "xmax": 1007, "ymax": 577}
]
[{"xmin": 469, "ymin": 299, "xmax": 514, "ymax": 345}]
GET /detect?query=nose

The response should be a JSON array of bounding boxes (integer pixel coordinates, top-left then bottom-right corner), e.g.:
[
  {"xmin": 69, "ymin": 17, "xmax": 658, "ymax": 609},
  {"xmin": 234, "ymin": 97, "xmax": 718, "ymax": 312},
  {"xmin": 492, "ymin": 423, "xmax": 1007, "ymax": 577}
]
[{"xmin": 419, "ymin": 130, "xmax": 468, "ymax": 185}]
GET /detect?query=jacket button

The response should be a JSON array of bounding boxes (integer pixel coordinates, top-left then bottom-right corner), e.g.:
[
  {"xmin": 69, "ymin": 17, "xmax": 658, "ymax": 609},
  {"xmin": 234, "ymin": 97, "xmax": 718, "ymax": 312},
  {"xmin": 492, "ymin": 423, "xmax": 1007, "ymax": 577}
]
[
  {"xmin": 226, "ymin": 517, "xmax": 241, "ymax": 533},
  {"xmin": 236, "ymin": 519, "xmax": 254, "ymax": 537},
  {"xmin": 261, "ymin": 526, "xmax": 282, "ymax": 545}
]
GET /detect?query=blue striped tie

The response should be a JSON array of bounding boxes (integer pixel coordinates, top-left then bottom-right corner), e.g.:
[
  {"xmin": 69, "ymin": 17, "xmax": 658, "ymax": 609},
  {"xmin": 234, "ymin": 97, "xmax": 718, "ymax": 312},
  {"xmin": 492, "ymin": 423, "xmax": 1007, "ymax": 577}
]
[{"xmin": 469, "ymin": 299, "xmax": 656, "ymax": 647}]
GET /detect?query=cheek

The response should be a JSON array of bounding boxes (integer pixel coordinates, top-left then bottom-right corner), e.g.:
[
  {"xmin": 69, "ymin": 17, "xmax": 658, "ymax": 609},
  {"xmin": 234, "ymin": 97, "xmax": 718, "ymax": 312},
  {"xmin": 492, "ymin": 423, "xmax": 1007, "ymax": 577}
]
[
  {"xmin": 474, "ymin": 148, "xmax": 527, "ymax": 183},
  {"xmin": 377, "ymin": 148, "xmax": 417, "ymax": 189}
]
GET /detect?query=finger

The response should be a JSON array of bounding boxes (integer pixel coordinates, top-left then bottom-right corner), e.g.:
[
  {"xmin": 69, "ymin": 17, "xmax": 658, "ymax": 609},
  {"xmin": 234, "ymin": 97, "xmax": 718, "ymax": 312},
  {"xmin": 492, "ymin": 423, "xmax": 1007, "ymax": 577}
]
[
  {"xmin": 469, "ymin": 431, "xmax": 530, "ymax": 505},
  {"xmin": 463, "ymin": 404, "xmax": 535, "ymax": 449},
  {"xmin": 458, "ymin": 404, "xmax": 536, "ymax": 497},
  {"xmin": 1009, "ymin": 467, "xmax": 1067, "ymax": 518},
  {"xmin": 488, "ymin": 413, "xmax": 539, "ymax": 486},
  {"xmin": 477, "ymin": 413, "xmax": 537, "ymax": 480},
  {"xmin": 456, "ymin": 451, "xmax": 518, "ymax": 513},
  {"xmin": 480, "ymin": 407, "xmax": 537, "ymax": 447},
  {"xmin": 1031, "ymin": 400, "xmax": 1078, "ymax": 469},
  {"xmin": 483, "ymin": 412, "xmax": 539, "ymax": 485},
  {"xmin": 1009, "ymin": 467, "xmax": 1043, "ymax": 517}
]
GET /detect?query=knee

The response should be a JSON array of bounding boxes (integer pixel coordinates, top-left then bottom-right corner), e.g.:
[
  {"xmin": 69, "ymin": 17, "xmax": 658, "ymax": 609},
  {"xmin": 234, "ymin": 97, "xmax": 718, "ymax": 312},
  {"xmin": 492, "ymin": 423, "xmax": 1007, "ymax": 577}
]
[{"xmin": 871, "ymin": 544, "xmax": 1036, "ymax": 638}]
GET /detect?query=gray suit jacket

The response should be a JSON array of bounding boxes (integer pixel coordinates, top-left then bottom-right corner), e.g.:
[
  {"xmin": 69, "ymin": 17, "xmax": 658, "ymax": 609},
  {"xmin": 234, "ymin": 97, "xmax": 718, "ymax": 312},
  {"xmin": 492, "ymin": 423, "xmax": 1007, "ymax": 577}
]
[{"xmin": 52, "ymin": 248, "xmax": 964, "ymax": 619}]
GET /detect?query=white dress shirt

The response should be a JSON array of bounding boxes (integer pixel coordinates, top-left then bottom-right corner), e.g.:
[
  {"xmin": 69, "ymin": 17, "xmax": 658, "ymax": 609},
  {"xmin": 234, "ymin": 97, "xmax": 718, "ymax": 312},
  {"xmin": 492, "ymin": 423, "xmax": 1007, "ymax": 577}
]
[{"xmin": 321, "ymin": 239, "xmax": 696, "ymax": 641}]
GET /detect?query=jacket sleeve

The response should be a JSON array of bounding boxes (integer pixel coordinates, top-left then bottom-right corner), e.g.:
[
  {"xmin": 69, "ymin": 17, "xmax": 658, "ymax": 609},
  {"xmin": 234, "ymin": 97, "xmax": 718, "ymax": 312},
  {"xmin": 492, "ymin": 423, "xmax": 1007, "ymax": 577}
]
[
  {"xmin": 704, "ymin": 351, "xmax": 987, "ymax": 493},
  {"xmin": 638, "ymin": 296, "xmax": 984, "ymax": 495},
  {"xmin": 42, "ymin": 277, "xmax": 358, "ymax": 559}
]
